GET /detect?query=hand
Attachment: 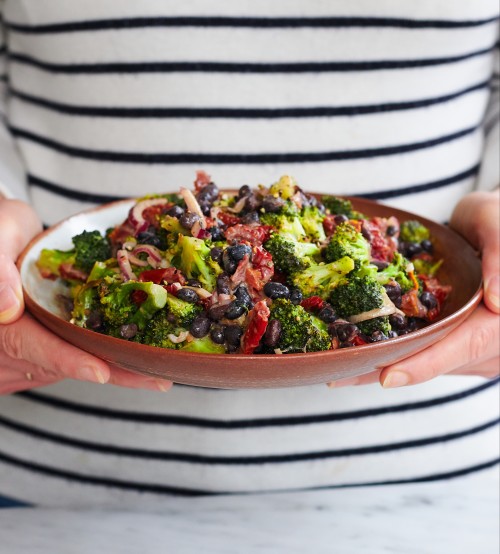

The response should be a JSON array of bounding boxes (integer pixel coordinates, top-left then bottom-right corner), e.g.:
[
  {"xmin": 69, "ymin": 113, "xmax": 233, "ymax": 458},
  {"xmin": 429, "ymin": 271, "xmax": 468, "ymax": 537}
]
[
  {"xmin": 331, "ymin": 189, "xmax": 500, "ymax": 389},
  {"xmin": 0, "ymin": 199, "xmax": 172, "ymax": 394}
]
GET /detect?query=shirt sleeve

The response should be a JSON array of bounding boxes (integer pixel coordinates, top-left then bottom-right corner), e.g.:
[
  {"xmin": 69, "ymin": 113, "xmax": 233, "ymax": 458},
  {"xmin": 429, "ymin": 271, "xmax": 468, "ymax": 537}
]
[
  {"xmin": 476, "ymin": 40, "xmax": 500, "ymax": 192},
  {"xmin": 0, "ymin": 16, "xmax": 29, "ymax": 201}
]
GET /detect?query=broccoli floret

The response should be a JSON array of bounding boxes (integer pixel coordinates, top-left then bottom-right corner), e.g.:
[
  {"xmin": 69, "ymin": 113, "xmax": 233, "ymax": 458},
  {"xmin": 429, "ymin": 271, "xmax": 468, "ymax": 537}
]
[
  {"xmin": 141, "ymin": 309, "xmax": 183, "ymax": 349},
  {"xmin": 87, "ymin": 260, "xmax": 121, "ymax": 283},
  {"xmin": 165, "ymin": 293, "xmax": 203, "ymax": 327},
  {"xmin": 357, "ymin": 316, "xmax": 391, "ymax": 337},
  {"xmin": 260, "ymin": 202, "xmax": 306, "ymax": 239},
  {"xmin": 375, "ymin": 252, "xmax": 414, "ymax": 292},
  {"xmin": 291, "ymin": 256, "xmax": 355, "ymax": 300},
  {"xmin": 171, "ymin": 235, "xmax": 221, "ymax": 291},
  {"xmin": 268, "ymin": 175, "xmax": 297, "ymax": 200},
  {"xmin": 72, "ymin": 230, "xmax": 111, "ymax": 272},
  {"xmin": 300, "ymin": 205, "xmax": 326, "ymax": 242},
  {"xmin": 269, "ymin": 298, "xmax": 331, "ymax": 353},
  {"xmin": 100, "ymin": 281, "xmax": 167, "ymax": 330},
  {"xmin": 321, "ymin": 196, "xmax": 364, "ymax": 219},
  {"xmin": 180, "ymin": 335, "xmax": 226, "ymax": 354},
  {"xmin": 412, "ymin": 257, "xmax": 443, "ymax": 277},
  {"xmin": 329, "ymin": 275, "xmax": 384, "ymax": 318},
  {"xmin": 323, "ymin": 222, "xmax": 371, "ymax": 271},
  {"xmin": 36, "ymin": 249, "xmax": 76, "ymax": 278},
  {"xmin": 399, "ymin": 220, "xmax": 430, "ymax": 243},
  {"xmin": 71, "ymin": 283, "xmax": 99, "ymax": 328},
  {"xmin": 264, "ymin": 233, "xmax": 320, "ymax": 275}
]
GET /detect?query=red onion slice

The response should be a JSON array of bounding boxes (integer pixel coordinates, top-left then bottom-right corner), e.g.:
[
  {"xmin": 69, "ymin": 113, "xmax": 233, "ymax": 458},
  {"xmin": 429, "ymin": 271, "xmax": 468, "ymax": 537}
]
[
  {"xmin": 117, "ymin": 249, "xmax": 137, "ymax": 281},
  {"xmin": 128, "ymin": 198, "xmax": 168, "ymax": 235}
]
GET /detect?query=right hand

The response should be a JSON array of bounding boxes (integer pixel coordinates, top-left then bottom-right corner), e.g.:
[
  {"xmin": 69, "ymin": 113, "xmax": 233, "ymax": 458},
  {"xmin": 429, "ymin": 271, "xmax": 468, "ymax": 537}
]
[{"xmin": 0, "ymin": 198, "xmax": 172, "ymax": 394}]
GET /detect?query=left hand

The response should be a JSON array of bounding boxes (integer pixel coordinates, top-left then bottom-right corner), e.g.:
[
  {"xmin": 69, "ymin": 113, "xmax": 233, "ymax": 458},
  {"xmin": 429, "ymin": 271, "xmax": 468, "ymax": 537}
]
[{"xmin": 331, "ymin": 189, "xmax": 500, "ymax": 389}]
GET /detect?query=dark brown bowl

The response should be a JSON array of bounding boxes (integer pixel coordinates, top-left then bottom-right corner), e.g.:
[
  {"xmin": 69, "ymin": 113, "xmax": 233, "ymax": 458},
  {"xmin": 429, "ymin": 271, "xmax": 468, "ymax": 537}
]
[{"xmin": 18, "ymin": 196, "xmax": 483, "ymax": 389}]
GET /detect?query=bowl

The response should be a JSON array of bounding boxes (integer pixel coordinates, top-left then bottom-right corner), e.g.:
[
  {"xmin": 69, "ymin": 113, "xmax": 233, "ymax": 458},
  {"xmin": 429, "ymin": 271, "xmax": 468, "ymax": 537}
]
[{"xmin": 18, "ymin": 196, "xmax": 483, "ymax": 389}]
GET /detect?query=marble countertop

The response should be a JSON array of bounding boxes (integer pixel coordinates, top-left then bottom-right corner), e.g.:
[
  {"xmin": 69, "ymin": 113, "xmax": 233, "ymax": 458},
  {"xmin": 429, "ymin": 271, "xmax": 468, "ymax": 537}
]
[{"xmin": 1, "ymin": 468, "xmax": 498, "ymax": 554}]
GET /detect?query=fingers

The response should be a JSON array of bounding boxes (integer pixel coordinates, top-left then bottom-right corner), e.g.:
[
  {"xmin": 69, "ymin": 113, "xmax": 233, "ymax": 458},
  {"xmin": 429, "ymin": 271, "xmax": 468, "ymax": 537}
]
[
  {"xmin": 379, "ymin": 304, "xmax": 499, "ymax": 387},
  {"xmin": 106, "ymin": 365, "xmax": 173, "ymax": 392},
  {"xmin": 0, "ymin": 313, "xmax": 111, "ymax": 385},
  {"xmin": 450, "ymin": 190, "xmax": 500, "ymax": 314},
  {"xmin": 0, "ymin": 199, "xmax": 43, "ymax": 324}
]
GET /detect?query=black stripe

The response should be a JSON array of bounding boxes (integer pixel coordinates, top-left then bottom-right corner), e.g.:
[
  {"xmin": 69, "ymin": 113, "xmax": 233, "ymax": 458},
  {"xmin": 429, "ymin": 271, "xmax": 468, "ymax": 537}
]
[
  {"xmin": 28, "ymin": 174, "xmax": 129, "ymax": 204},
  {"xmin": 0, "ymin": 448, "xmax": 497, "ymax": 496},
  {"xmin": 8, "ymin": 46, "xmax": 495, "ymax": 74},
  {"xmin": 485, "ymin": 112, "xmax": 499, "ymax": 136},
  {"xmin": 4, "ymin": 15, "xmax": 499, "ymax": 33},
  {"xmin": 10, "ymin": 124, "xmax": 479, "ymax": 164},
  {"xmin": 0, "ymin": 412, "xmax": 497, "ymax": 464},
  {"xmin": 16, "ymin": 378, "xmax": 499, "ymax": 429},
  {"xmin": 27, "ymin": 163, "xmax": 481, "ymax": 206},
  {"xmin": 0, "ymin": 75, "xmax": 7, "ymax": 83},
  {"xmin": 355, "ymin": 164, "xmax": 480, "ymax": 200},
  {"xmin": 9, "ymin": 80, "xmax": 490, "ymax": 119}
]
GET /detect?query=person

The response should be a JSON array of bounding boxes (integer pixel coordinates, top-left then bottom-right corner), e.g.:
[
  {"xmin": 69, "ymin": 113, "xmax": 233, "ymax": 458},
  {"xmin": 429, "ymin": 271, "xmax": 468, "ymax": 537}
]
[{"xmin": 0, "ymin": 1, "xmax": 498, "ymax": 507}]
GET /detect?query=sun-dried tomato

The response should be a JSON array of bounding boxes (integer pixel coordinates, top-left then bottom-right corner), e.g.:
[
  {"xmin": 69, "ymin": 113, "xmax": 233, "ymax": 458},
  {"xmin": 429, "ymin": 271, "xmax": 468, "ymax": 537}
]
[
  {"xmin": 224, "ymin": 224, "xmax": 273, "ymax": 245},
  {"xmin": 139, "ymin": 267, "xmax": 186, "ymax": 285},
  {"xmin": 322, "ymin": 214, "xmax": 337, "ymax": 236},
  {"xmin": 300, "ymin": 296, "xmax": 325, "ymax": 313},
  {"xmin": 142, "ymin": 203, "xmax": 171, "ymax": 227},
  {"xmin": 194, "ymin": 170, "xmax": 212, "ymax": 191},
  {"xmin": 218, "ymin": 212, "xmax": 241, "ymax": 227},
  {"xmin": 241, "ymin": 300, "xmax": 270, "ymax": 354}
]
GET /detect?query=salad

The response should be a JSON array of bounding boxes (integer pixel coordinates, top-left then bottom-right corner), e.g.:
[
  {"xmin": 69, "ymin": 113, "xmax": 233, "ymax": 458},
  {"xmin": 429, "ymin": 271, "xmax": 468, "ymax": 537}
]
[{"xmin": 36, "ymin": 173, "xmax": 451, "ymax": 355}]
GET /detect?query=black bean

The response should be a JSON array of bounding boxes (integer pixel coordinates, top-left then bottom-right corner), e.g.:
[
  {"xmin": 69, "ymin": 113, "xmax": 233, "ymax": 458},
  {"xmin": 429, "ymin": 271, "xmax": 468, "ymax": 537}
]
[
  {"xmin": 334, "ymin": 214, "xmax": 349, "ymax": 225},
  {"xmin": 263, "ymin": 282, "xmax": 290, "ymax": 300},
  {"xmin": 331, "ymin": 323, "xmax": 358, "ymax": 343},
  {"xmin": 405, "ymin": 242, "xmax": 423, "ymax": 258},
  {"xmin": 224, "ymin": 325, "xmax": 243, "ymax": 346},
  {"xmin": 361, "ymin": 223, "xmax": 372, "ymax": 242},
  {"xmin": 209, "ymin": 226, "xmax": 224, "ymax": 242},
  {"xmin": 198, "ymin": 201, "xmax": 211, "ymax": 216},
  {"xmin": 318, "ymin": 305, "xmax": 337, "ymax": 323},
  {"xmin": 227, "ymin": 243, "xmax": 252, "ymax": 262},
  {"xmin": 241, "ymin": 211, "xmax": 260, "ymax": 224},
  {"xmin": 389, "ymin": 313, "xmax": 406, "ymax": 330},
  {"xmin": 388, "ymin": 330, "xmax": 399, "ymax": 339},
  {"xmin": 120, "ymin": 323, "xmax": 138, "ymax": 339},
  {"xmin": 210, "ymin": 246, "xmax": 224, "ymax": 265},
  {"xmin": 166, "ymin": 205, "xmax": 184, "ymax": 218},
  {"xmin": 186, "ymin": 279, "xmax": 202, "ymax": 288},
  {"xmin": 372, "ymin": 260, "xmax": 390, "ymax": 270},
  {"xmin": 176, "ymin": 288, "xmax": 199, "ymax": 304},
  {"xmin": 262, "ymin": 195, "xmax": 285, "ymax": 213},
  {"xmin": 87, "ymin": 311, "xmax": 103, "ymax": 331},
  {"xmin": 190, "ymin": 316, "xmax": 211, "ymax": 338},
  {"xmin": 421, "ymin": 239, "xmax": 434, "ymax": 254},
  {"xmin": 420, "ymin": 291, "xmax": 438, "ymax": 309},
  {"xmin": 289, "ymin": 288, "xmax": 303, "ymax": 305},
  {"xmin": 234, "ymin": 284, "xmax": 253, "ymax": 308},
  {"xmin": 208, "ymin": 304, "xmax": 228, "ymax": 321},
  {"xmin": 244, "ymin": 194, "xmax": 261, "ymax": 212},
  {"xmin": 216, "ymin": 273, "xmax": 231, "ymax": 295},
  {"xmin": 197, "ymin": 183, "xmax": 219, "ymax": 203},
  {"xmin": 263, "ymin": 319, "xmax": 282, "ymax": 347},
  {"xmin": 222, "ymin": 250, "xmax": 237, "ymax": 274},
  {"xmin": 370, "ymin": 330, "xmax": 387, "ymax": 342},
  {"xmin": 226, "ymin": 344, "xmax": 239, "ymax": 354},
  {"xmin": 179, "ymin": 212, "xmax": 200, "ymax": 230},
  {"xmin": 137, "ymin": 231, "xmax": 161, "ymax": 247},
  {"xmin": 225, "ymin": 301, "xmax": 246, "ymax": 320},
  {"xmin": 210, "ymin": 324, "xmax": 226, "ymax": 344},
  {"xmin": 386, "ymin": 225, "xmax": 397, "ymax": 237},
  {"xmin": 384, "ymin": 282, "xmax": 402, "ymax": 308},
  {"xmin": 238, "ymin": 184, "xmax": 251, "ymax": 198},
  {"xmin": 166, "ymin": 312, "xmax": 177, "ymax": 324}
]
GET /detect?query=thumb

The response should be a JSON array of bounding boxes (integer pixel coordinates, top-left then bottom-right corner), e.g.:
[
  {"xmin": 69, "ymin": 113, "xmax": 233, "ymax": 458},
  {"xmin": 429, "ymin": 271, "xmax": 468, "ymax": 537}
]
[
  {"xmin": 0, "ymin": 199, "xmax": 43, "ymax": 324},
  {"xmin": 450, "ymin": 189, "xmax": 500, "ymax": 314}
]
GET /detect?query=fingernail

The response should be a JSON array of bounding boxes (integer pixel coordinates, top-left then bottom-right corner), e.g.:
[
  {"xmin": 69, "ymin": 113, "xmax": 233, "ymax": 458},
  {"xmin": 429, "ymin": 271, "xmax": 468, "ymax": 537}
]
[
  {"xmin": 77, "ymin": 365, "xmax": 108, "ymax": 384},
  {"xmin": 0, "ymin": 284, "xmax": 22, "ymax": 323},
  {"xmin": 485, "ymin": 275, "xmax": 500, "ymax": 310},
  {"xmin": 155, "ymin": 379, "xmax": 172, "ymax": 392},
  {"xmin": 332, "ymin": 377, "xmax": 360, "ymax": 388},
  {"xmin": 382, "ymin": 371, "xmax": 410, "ymax": 388}
]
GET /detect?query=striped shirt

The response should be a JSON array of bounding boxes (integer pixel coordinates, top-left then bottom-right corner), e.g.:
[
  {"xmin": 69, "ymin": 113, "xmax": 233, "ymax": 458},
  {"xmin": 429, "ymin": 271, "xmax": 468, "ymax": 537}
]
[{"xmin": 0, "ymin": 1, "xmax": 498, "ymax": 507}]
